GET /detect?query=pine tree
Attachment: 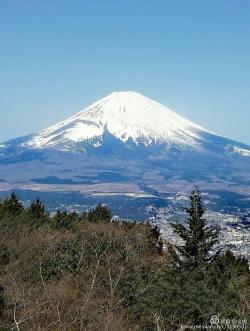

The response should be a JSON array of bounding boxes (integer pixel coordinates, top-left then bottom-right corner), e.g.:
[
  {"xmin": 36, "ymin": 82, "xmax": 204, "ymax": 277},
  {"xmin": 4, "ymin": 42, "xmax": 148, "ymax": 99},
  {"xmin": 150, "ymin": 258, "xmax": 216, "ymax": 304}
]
[
  {"xmin": 27, "ymin": 199, "xmax": 49, "ymax": 226},
  {"xmin": 147, "ymin": 224, "xmax": 163, "ymax": 254},
  {"xmin": 171, "ymin": 188, "xmax": 219, "ymax": 270},
  {"xmin": 2, "ymin": 192, "xmax": 23, "ymax": 215},
  {"xmin": 29, "ymin": 199, "xmax": 47, "ymax": 218},
  {"xmin": 52, "ymin": 210, "xmax": 78, "ymax": 229},
  {"xmin": 88, "ymin": 203, "xmax": 112, "ymax": 222}
]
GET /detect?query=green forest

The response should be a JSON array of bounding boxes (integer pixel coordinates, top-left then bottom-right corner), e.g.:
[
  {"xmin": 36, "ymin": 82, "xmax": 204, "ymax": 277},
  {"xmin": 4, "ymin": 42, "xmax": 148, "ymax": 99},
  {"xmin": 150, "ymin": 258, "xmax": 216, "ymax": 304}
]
[{"xmin": 0, "ymin": 190, "xmax": 249, "ymax": 330}]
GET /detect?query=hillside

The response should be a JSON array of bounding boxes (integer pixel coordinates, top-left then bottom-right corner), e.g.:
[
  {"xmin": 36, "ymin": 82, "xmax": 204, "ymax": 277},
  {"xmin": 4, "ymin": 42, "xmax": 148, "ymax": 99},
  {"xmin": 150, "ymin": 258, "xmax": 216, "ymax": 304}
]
[{"xmin": 0, "ymin": 192, "xmax": 249, "ymax": 330}]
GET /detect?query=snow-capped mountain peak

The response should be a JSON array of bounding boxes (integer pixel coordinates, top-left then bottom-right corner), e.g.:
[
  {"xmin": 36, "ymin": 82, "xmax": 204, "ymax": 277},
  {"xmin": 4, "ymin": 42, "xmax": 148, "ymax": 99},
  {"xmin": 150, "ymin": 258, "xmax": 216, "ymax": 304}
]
[
  {"xmin": 1, "ymin": 90, "xmax": 250, "ymax": 216},
  {"xmin": 26, "ymin": 91, "xmax": 208, "ymax": 150}
]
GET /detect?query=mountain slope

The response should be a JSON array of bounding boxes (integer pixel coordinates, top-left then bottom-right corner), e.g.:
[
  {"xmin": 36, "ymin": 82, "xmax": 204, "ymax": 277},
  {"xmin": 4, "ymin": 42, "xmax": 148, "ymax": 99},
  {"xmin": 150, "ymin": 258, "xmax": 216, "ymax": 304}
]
[
  {"xmin": 2, "ymin": 91, "xmax": 250, "ymax": 155},
  {"xmin": 17, "ymin": 91, "xmax": 210, "ymax": 151},
  {"xmin": 0, "ymin": 91, "xmax": 250, "ymax": 217}
]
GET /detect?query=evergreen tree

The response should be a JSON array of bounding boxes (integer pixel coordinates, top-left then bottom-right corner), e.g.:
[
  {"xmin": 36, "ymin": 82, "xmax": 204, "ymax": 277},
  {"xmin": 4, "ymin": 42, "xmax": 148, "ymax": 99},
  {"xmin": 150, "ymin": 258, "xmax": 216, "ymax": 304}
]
[
  {"xmin": 52, "ymin": 210, "xmax": 78, "ymax": 229},
  {"xmin": 171, "ymin": 188, "xmax": 219, "ymax": 270},
  {"xmin": 27, "ymin": 199, "xmax": 49, "ymax": 226},
  {"xmin": 146, "ymin": 224, "xmax": 163, "ymax": 254},
  {"xmin": 29, "ymin": 199, "xmax": 47, "ymax": 218},
  {"xmin": 211, "ymin": 250, "xmax": 250, "ymax": 291},
  {"xmin": 88, "ymin": 203, "xmax": 112, "ymax": 222},
  {"xmin": 2, "ymin": 192, "xmax": 23, "ymax": 215}
]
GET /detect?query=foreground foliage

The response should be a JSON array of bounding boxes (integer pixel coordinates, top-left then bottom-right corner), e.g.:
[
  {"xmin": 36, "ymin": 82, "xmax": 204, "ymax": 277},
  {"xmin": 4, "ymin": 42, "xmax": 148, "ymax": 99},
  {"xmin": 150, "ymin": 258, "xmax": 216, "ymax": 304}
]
[{"xmin": 0, "ymin": 192, "xmax": 249, "ymax": 330}]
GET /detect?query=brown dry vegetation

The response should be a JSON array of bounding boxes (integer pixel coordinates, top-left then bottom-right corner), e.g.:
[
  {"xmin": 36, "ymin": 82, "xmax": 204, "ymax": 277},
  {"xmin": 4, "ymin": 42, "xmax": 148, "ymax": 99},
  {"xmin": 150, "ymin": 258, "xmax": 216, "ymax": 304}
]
[
  {"xmin": 1, "ymin": 219, "xmax": 166, "ymax": 331},
  {"xmin": 0, "ymin": 194, "xmax": 249, "ymax": 331}
]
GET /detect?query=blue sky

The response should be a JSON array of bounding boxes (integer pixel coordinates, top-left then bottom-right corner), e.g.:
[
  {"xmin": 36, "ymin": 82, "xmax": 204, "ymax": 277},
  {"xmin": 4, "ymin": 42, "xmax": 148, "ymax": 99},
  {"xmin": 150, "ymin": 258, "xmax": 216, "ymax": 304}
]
[{"xmin": 0, "ymin": 1, "xmax": 250, "ymax": 144}]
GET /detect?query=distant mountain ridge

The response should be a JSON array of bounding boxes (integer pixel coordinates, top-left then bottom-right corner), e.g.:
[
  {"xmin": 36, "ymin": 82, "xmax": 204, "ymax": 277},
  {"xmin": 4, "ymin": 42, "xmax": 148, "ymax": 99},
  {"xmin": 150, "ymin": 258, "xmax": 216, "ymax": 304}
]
[{"xmin": 0, "ymin": 91, "xmax": 250, "ymax": 217}]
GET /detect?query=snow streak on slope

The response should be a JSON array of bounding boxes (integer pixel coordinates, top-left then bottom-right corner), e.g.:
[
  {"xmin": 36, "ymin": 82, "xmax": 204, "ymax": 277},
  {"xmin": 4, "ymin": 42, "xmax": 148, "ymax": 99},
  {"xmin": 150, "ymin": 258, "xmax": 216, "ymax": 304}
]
[
  {"xmin": 233, "ymin": 146, "xmax": 250, "ymax": 157},
  {"xmin": 26, "ymin": 91, "xmax": 209, "ymax": 150}
]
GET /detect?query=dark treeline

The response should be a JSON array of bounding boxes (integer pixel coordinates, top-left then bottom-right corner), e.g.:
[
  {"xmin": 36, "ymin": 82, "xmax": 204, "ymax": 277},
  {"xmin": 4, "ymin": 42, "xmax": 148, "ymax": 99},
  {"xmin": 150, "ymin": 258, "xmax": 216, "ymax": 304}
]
[{"xmin": 0, "ymin": 190, "xmax": 249, "ymax": 330}]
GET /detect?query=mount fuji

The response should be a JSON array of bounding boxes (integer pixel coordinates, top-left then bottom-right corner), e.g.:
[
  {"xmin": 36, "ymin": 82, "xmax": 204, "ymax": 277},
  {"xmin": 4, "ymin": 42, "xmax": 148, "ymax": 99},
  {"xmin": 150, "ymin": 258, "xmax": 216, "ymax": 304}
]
[
  {"xmin": 1, "ymin": 91, "xmax": 250, "ymax": 218},
  {"xmin": 24, "ymin": 91, "xmax": 207, "ymax": 150}
]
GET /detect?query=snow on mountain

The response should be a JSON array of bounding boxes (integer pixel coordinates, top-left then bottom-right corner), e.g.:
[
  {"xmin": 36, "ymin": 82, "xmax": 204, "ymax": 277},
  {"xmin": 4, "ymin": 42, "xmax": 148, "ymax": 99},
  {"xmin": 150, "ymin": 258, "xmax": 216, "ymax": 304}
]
[
  {"xmin": 1, "ymin": 90, "xmax": 250, "ymax": 215},
  {"xmin": 25, "ymin": 91, "xmax": 209, "ymax": 150},
  {"xmin": 233, "ymin": 146, "xmax": 250, "ymax": 157}
]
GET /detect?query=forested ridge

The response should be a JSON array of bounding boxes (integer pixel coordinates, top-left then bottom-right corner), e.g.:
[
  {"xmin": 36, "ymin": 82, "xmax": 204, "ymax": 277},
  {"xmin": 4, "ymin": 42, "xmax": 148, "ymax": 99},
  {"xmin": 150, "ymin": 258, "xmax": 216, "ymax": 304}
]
[{"xmin": 0, "ymin": 191, "xmax": 249, "ymax": 330}]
